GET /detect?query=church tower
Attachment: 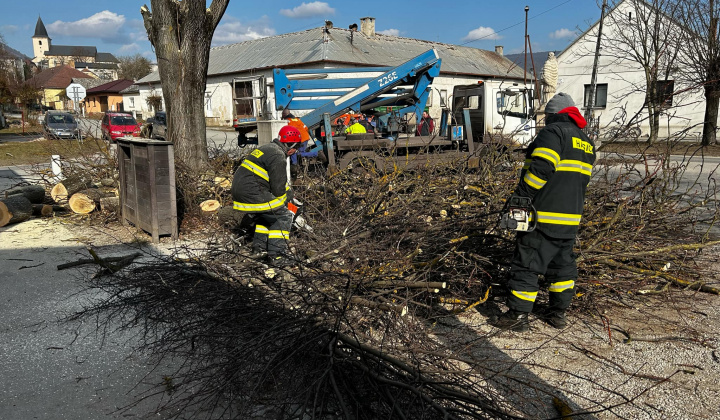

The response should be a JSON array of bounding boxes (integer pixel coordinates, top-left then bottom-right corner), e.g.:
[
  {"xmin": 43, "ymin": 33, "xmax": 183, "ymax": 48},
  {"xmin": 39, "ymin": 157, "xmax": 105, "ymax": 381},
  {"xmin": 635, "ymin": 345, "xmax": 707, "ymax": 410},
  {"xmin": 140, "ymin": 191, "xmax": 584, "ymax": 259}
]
[{"xmin": 32, "ymin": 16, "xmax": 51, "ymax": 65}]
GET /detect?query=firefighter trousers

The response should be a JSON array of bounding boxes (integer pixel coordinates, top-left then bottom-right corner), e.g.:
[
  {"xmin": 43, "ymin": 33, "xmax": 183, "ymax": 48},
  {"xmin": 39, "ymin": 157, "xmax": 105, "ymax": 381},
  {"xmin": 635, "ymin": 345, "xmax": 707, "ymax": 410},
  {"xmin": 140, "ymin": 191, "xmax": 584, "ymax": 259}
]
[
  {"xmin": 507, "ymin": 229, "xmax": 577, "ymax": 313},
  {"xmin": 251, "ymin": 207, "xmax": 294, "ymax": 255}
]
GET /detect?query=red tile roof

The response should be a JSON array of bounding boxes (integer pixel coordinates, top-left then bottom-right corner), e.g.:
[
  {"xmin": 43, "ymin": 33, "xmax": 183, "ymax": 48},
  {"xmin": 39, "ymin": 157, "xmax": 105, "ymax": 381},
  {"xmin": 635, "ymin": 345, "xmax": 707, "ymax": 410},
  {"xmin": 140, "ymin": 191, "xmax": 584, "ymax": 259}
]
[
  {"xmin": 26, "ymin": 65, "xmax": 92, "ymax": 89},
  {"xmin": 86, "ymin": 79, "xmax": 135, "ymax": 94}
]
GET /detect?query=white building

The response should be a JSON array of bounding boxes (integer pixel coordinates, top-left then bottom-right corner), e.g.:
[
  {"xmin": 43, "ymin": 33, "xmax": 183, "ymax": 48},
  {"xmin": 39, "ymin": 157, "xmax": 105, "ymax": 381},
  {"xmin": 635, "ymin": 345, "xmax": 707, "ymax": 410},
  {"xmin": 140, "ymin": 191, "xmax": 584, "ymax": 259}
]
[
  {"xmin": 556, "ymin": 0, "xmax": 707, "ymax": 138},
  {"xmin": 136, "ymin": 18, "xmax": 533, "ymax": 135}
]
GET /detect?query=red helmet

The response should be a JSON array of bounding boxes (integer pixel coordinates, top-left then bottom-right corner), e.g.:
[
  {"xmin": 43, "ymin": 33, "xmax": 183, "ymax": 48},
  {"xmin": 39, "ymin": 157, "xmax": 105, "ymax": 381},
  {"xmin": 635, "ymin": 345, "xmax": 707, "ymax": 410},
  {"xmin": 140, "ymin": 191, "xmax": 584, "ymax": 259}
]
[{"xmin": 278, "ymin": 125, "xmax": 301, "ymax": 143}]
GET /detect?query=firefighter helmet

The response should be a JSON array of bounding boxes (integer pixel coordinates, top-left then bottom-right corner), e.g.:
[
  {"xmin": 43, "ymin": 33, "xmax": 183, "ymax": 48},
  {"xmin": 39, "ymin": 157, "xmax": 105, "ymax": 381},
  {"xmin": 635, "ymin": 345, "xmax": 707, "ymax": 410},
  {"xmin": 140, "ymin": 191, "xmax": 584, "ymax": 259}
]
[{"xmin": 278, "ymin": 125, "xmax": 302, "ymax": 143}]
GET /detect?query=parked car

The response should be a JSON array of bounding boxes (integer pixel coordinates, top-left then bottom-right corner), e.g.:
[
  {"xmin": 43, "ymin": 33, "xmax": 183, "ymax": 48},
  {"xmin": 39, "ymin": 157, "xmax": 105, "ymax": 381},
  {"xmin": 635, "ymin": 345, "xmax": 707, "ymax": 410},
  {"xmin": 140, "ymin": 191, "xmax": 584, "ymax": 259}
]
[
  {"xmin": 43, "ymin": 111, "xmax": 80, "ymax": 139},
  {"xmin": 101, "ymin": 112, "xmax": 141, "ymax": 141},
  {"xmin": 142, "ymin": 111, "xmax": 167, "ymax": 139}
]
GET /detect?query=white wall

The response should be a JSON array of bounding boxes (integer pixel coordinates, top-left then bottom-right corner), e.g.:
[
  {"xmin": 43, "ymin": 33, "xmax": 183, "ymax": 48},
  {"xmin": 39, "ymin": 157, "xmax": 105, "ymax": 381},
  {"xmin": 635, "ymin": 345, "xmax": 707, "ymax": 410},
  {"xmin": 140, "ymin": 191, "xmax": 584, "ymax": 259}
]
[
  {"xmin": 139, "ymin": 67, "xmax": 529, "ymax": 134},
  {"xmin": 122, "ymin": 93, "xmax": 143, "ymax": 119},
  {"xmin": 557, "ymin": 0, "xmax": 708, "ymax": 138}
]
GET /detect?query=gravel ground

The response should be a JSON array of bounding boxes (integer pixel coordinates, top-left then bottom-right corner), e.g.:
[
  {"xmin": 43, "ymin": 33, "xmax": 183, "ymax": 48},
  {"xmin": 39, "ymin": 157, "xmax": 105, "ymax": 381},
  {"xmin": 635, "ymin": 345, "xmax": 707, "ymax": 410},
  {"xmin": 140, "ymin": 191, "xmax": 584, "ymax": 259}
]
[{"xmin": 2, "ymin": 217, "xmax": 719, "ymax": 419}]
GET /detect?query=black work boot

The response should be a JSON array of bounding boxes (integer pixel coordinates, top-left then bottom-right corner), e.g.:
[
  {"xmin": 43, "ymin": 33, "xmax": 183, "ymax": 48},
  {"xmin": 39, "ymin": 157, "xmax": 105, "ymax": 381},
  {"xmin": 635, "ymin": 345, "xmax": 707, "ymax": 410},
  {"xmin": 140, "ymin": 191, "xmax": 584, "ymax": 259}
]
[
  {"xmin": 540, "ymin": 309, "xmax": 568, "ymax": 329},
  {"xmin": 247, "ymin": 248, "xmax": 267, "ymax": 259},
  {"xmin": 493, "ymin": 309, "xmax": 530, "ymax": 332},
  {"xmin": 269, "ymin": 254, "xmax": 297, "ymax": 268}
]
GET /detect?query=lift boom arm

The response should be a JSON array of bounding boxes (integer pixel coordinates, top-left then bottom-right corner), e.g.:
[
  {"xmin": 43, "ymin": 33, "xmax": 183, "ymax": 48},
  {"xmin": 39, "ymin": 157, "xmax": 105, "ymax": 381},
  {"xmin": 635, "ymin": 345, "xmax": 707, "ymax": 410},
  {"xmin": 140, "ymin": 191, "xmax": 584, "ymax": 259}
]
[{"xmin": 273, "ymin": 49, "xmax": 441, "ymax": 130}]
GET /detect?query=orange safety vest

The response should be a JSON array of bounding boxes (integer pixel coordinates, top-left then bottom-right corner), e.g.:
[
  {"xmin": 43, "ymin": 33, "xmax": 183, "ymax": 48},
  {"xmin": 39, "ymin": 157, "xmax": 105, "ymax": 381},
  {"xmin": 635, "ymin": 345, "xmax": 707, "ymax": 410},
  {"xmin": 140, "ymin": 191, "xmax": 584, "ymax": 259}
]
[{"xmin": 287, "ymin": 118, "xmax": 311, "ymax": 142}]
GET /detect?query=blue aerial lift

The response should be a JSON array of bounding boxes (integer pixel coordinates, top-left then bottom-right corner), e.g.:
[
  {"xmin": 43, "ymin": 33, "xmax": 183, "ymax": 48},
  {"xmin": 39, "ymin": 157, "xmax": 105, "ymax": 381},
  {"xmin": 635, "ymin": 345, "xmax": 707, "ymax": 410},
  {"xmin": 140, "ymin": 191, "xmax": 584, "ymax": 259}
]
[{"xmin": 271, "ymin": 49, "xmax": 478, "ymax": 171}]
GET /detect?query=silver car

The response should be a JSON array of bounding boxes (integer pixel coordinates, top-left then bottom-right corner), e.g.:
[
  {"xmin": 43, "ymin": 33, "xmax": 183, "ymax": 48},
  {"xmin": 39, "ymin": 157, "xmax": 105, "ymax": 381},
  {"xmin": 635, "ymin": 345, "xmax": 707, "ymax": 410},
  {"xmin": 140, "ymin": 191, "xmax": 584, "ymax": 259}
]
[{"xmin": 43, "ymin": 111, "xmax": 80, "ymax": 139}]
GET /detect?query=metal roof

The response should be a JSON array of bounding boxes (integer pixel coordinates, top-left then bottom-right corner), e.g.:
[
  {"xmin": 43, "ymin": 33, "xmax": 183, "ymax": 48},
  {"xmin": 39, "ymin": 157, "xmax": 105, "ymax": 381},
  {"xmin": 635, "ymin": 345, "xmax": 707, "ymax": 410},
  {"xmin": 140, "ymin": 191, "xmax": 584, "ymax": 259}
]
[
  {"xmin": 138, "ymin": 27, "xmax": 527, "ymax": 84},
  {"xmin": 47, "ymin": 45, "xmax": 97, "ymax": 57},
  {"xmin": 87, "ymin": 79, "xmax": 134, "ymax": 94}
]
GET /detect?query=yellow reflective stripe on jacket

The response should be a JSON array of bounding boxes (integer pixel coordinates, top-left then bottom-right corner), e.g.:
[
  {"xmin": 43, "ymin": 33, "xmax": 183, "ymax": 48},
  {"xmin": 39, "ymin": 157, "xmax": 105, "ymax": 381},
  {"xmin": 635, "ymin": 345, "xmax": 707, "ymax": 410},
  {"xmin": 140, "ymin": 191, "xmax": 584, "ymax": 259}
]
[
  {"xmin": 255, "ymin": 225, "xmax": 269, "ymax": 234},
  {"xmin": 556, "ymin": 160, "xmax": 592, "ymax": 176},
  {"xmin": 241, "ymin": 160, "xmax": 269, "ymax": 182},
  {"xmin": 530, "ymin": 210, "xmax": 582, "ymax": 226},
  {"xmin": 531, "ymin": 147, "xmax": 560, "ymax": 168},
  {"xmin": 511, "ymin": 290, "xmax": 538, "ymax": 302},
  {"xmin": 523, "ymin": 171, "xmax": 547, "ymax": 189},
  {"xmin": 268, "ymin": 230, "xmax": 290, "ymax": 240},
  {"xmin": 233, "ymin": 193, "xmax": 287, "ymax": 212},
  {"xmin": 549, "ymin": 280, "xmax": 575, "ymax": 292}
]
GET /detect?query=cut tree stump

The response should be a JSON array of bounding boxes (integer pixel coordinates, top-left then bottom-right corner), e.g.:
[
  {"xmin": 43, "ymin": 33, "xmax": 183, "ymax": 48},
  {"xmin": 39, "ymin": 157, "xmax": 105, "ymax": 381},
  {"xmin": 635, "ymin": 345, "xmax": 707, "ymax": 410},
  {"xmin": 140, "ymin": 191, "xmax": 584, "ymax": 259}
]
[
  {"xmin": 0, "ymin": 196, "xmax": 33, "ymax": 226},
  {"xmin": 51, "ymin": 176, "xmax": 92, "ymax": 203},
  {"xmin": 68, "ymin": 189, "xmax": 108, "ymax": 214},
  {"xmin": 99, "ymin": 196, "xmax": 120, "ymax": 213},
  {"xmin": 4, "ymin": 185, "xmax": 46, "ymax": 204},
  {"xmin": 200, "ymin": 199, "xmax": 221, "ymax": 213},
  {"xmin": 214, "ymin": 177, "xmax": 231, "ymax": 188}
]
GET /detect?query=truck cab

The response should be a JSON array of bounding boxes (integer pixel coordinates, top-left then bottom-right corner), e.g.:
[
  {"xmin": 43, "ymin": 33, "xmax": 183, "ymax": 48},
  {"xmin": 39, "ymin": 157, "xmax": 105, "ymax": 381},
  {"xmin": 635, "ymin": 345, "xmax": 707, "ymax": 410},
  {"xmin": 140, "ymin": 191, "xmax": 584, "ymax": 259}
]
[{"xmin": 450, "ymin": 83, "xmax": 535, "ymax": 146}]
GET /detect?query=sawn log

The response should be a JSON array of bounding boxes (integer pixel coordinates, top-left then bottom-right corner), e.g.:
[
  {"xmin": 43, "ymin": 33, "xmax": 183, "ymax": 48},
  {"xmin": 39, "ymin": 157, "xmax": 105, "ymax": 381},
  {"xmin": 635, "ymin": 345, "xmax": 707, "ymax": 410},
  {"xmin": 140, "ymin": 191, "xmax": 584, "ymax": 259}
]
[
  {"xmin": 4, "ymin": 185, "xmax": 46, "ymax": 204},
  {"xmin": 51, "ymin": 176, "xmax": 92, "ymax": 203},
  {"xmin": 0, "ymin": 196, "xmax": 33, "ymax": 226}
]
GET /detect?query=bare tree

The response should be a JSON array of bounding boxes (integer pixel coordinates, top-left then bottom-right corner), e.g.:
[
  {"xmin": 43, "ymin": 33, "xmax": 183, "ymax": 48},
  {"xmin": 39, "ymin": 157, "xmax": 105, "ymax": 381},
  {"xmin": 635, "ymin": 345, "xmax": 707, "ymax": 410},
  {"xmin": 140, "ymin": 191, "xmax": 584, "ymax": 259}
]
[
  {"xmin": 599, "ymin": 0, "xmax": 682, "ymax": 143},
  {"xmin": 117, "ymin": 54, "xmax": 153, "ymax": 81},
  {"xmin": 140, "ymin": 0, "xmax": 229, "ymax": 171},
  {"xmin": 674, "ymin": 0, "xmax": 720, "ymax": 145}
]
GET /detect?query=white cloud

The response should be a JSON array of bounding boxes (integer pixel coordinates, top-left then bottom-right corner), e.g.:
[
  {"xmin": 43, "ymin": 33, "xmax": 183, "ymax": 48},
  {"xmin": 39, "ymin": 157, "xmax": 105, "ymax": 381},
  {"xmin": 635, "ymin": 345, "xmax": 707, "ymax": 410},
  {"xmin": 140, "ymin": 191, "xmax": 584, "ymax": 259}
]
[
  {"xmin": 118, "ymin": 43, "xmax": 141, "ymax": 53},
  {"xmin": 377, "ymin": 29, "xmax": 400, "ymax": 36},
  {"xmin": 280, "ymin": 2, "xmax": 335, "ymax": 18},
  {"xmin": 1, "ymin": 25, "xmax": 19, "ymax": 35},
  {"xmin": 212, "ymin": 16, "xmax": 276, "ymax": 46},
  {"xmin": 462, "ymin": 26, "xmax": 501, "ymax": 42},
  {"xmin": 549, "ymin": 28, "xmax": 575, "ymax": 39},
  {"xmin": 47, "ymin": 11, "xmax": 126, "ymax": 42}
]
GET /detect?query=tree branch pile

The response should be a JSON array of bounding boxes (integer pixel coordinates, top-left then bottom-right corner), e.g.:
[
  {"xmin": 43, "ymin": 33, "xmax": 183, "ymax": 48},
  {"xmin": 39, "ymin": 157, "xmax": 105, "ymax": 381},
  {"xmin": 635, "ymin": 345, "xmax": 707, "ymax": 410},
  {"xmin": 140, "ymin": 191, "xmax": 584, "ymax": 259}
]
[{"xmin": 70, "ymin": 147, "xmax": 720, "ymax": 419}]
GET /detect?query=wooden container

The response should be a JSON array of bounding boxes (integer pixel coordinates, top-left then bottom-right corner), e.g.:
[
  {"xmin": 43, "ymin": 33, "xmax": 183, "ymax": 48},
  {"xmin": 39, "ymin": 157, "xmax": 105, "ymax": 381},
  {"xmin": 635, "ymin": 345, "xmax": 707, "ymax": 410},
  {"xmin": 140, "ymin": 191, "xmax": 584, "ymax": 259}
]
[{"xmin": 117, "ymin": 138, "xmax": 178, "ymax": 242}]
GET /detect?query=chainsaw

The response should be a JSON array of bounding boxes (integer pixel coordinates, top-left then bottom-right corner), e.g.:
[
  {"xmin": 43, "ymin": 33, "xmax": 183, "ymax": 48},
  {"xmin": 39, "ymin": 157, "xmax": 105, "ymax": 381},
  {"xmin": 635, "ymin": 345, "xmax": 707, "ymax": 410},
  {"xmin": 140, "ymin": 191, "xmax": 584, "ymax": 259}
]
[
  {"xmin": 287, "ymin": 198, "xmax": 313, "ymax": 232},
  {"xmin": 499, "ymin": 196, "xmax": 537, "ymax": 232}
]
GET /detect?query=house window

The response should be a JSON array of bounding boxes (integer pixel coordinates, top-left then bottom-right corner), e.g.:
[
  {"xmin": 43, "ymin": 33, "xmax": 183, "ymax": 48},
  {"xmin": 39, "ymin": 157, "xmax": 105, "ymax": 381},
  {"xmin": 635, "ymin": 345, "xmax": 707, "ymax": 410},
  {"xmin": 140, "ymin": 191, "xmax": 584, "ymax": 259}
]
[
  {"xmin": 129, "ymin": 97, "xmax": 135, "ymax": 108},
  {"xmin": 584, "ymin": 83, "xmax": 608, "ymax": 108},
  {"xmin": 39, "ymin": 40, "xmax": 42, "ymax": 46},
  {"xmin": 653, "ymin": 80, "xmax": 674, "ymax": 107},
  {"xmin": 440, "ymin": 89, "xmax": 448, "ymax": 107},
  {"xmin": 427, "ymin": 89, "xmax": 433, "ymax": 106}
]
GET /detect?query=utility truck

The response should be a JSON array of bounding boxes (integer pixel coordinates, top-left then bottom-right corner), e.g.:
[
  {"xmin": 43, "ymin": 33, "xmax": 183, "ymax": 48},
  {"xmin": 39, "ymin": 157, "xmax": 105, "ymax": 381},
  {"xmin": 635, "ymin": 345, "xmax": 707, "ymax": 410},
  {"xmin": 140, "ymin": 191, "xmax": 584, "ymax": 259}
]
[{"xmin": 232, "ymin": 49, "xmax": 535, "ymax": 172}]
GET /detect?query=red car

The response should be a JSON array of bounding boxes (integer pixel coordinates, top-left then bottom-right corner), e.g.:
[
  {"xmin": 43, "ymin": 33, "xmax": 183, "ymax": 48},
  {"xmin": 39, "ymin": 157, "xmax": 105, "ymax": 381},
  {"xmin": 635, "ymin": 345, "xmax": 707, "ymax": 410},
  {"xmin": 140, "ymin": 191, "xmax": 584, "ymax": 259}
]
[{"xmin": 101, "ymin": 112, "xmax": 141, "ymax": 141}]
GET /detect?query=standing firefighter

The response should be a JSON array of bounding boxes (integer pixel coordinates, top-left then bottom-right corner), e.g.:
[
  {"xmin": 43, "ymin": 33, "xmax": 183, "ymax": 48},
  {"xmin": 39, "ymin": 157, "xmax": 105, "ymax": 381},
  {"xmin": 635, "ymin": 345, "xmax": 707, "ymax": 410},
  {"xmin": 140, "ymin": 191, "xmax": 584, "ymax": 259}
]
[
  {"xmin": 232, "ymin": 126, "xmax": 301, "ymax": 267},
  {"xmin": 494, "ymin": 93, "xmax": 596, "ymax": 332}
]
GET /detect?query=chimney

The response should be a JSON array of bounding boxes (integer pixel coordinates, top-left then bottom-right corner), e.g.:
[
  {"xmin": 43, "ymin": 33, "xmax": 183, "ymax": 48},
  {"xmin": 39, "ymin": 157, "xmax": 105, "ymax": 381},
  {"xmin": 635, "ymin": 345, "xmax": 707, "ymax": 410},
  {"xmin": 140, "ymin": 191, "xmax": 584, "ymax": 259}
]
[
  {"xmin": 360, "ymin": 17, "xmax": 375, "ymax": 37},
  {"xmin": 495, "ymin": 46, "xmax": 504, "ymax": 56}
]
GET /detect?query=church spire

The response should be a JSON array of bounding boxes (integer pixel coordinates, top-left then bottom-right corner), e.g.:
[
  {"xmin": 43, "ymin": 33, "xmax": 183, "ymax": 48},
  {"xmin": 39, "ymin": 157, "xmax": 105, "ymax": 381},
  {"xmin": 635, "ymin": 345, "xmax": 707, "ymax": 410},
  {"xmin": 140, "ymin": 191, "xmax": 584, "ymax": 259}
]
[{"xmin": 33, "ymin": 16, "xmax": 49, "ymax": 38}]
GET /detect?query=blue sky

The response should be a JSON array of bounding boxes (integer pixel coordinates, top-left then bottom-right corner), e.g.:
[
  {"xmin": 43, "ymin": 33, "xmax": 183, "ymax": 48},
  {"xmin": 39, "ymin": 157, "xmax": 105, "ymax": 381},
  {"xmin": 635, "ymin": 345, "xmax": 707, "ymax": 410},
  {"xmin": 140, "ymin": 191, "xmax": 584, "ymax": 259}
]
[{"xmin": 1, "ymin": 0, "xmax": 601, "ymax": 61}]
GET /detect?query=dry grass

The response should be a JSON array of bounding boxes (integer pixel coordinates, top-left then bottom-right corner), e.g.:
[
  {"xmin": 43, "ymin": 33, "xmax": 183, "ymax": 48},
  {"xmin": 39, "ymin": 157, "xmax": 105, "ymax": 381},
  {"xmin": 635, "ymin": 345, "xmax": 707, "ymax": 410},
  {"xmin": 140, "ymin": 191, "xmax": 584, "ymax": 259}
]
[{"xmin": 0, "ymin": 137, "xmax": 110, "ymax": 166}]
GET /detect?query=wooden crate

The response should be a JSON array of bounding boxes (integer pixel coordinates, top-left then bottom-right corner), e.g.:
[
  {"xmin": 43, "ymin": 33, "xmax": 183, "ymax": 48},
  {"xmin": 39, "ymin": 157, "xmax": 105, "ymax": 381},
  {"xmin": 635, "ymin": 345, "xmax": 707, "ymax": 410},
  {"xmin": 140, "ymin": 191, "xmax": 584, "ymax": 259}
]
[{"xmin": 117, "ymin": 138, "xmax": 178, "ymax": 243}]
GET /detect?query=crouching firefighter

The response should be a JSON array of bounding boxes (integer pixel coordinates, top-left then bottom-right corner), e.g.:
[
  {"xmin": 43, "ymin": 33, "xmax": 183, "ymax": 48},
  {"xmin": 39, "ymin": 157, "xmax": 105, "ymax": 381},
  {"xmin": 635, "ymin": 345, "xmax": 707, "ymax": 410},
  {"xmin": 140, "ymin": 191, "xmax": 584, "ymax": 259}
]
[
  {"xmin": 494, "ymin": 92, "xmax": 596, "ymax": 332},
  {"xmin": 231, "ymin": 126, "xmax": 301, "ymax": 267}
]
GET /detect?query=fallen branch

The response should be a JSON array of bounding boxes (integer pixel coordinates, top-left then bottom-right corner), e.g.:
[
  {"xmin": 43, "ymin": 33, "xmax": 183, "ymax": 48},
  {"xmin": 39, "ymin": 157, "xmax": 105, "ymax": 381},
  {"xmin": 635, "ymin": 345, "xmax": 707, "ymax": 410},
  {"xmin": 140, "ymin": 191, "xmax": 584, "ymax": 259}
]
[{"xmin": 57, "ymin": 252, "xmax": 142, "ymax": 270}]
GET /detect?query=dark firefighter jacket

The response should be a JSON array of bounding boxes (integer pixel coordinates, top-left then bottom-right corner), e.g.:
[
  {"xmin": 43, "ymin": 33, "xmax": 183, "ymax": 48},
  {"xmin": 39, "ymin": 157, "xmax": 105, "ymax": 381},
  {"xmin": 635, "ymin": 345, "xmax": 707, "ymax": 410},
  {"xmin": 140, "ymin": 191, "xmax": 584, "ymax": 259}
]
[
  {"xmin": 232, "ymin": 139, "xmax": 292, "ymax": 213},
  {"xmin": 514, "ymin": 107, "xmax": 596, "ymax": 239}
]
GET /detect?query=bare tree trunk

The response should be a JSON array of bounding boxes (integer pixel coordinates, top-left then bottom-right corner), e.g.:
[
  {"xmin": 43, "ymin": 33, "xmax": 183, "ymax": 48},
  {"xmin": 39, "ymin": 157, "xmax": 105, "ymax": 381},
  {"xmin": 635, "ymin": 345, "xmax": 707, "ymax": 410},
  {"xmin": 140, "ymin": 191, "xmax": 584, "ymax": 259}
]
[
  {"xmin": 141, "ymin": 0, "xmax": 229, "ymax": 172},
  {"xmin": 703, "ymin": 85, "xmax": 720, "ymax": 146},
  {"xmin": 648, "ymin": 103, "xmax": 661, "ymax": 144}
]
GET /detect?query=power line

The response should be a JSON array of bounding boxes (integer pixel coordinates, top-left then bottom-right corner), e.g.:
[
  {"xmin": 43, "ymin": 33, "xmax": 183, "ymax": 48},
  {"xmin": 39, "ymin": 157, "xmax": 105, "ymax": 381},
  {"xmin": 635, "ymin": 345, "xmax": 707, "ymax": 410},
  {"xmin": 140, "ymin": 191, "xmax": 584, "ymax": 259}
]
[{"xmin": 460, "ymin": 0, "xmax": 575, "ymax": 46}]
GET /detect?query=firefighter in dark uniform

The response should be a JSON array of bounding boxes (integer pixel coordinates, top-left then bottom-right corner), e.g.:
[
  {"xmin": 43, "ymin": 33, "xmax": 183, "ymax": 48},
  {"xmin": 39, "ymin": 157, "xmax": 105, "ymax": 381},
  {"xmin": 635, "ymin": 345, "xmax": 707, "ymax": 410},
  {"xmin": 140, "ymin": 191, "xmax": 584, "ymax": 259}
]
[
  {"xmin": 231, "ymin": 126, "xmax": 301, "ymax": 267},
  {"xmin": 494, "ymin": 93, "xmax": 596, "ymax": 332}
]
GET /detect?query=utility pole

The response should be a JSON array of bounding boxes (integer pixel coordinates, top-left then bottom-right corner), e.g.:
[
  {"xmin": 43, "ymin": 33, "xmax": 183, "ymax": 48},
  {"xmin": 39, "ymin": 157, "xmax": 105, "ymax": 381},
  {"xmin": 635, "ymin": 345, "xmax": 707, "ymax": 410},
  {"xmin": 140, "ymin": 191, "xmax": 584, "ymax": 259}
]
[
  {"xmin": 585, "ymin": 0, "xmax": 608, "ymax": 124},
  {"xmin": 524, "ymin": 5, "xmax": 529, "ymax": 86}
]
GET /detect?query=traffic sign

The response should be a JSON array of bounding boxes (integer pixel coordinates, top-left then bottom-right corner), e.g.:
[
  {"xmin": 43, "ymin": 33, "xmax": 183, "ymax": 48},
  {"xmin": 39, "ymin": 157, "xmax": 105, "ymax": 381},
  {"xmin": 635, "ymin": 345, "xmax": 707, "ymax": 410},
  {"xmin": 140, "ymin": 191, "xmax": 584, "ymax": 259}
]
[{"xmin": 66, "ymin": 83, "xmax": 86, "ymax": 103}]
